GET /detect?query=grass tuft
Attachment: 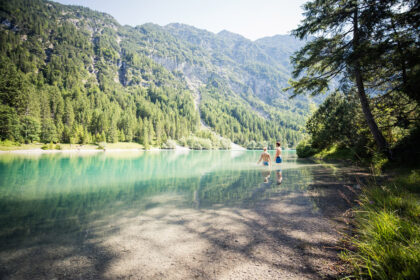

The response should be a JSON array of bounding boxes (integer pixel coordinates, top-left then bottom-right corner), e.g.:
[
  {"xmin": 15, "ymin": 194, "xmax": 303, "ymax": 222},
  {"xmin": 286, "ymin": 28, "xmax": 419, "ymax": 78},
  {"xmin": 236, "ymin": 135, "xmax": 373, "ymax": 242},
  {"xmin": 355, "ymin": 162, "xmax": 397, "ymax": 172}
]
[{"xmin": 341, "ymin": 172, "xmax": 420, "ymax": 279}]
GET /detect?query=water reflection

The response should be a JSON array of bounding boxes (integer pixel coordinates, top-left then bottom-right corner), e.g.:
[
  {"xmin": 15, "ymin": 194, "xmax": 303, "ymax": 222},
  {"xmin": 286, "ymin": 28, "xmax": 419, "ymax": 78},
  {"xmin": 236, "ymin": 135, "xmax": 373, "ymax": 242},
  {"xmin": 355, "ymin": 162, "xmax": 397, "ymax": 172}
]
[
  {"xmin": 0, "ymin": 151, "xmax": 303, "ymax": 244},
  {"xmin": 261, "ymin": 170, "xmax": 271, "ymax": 183},
  {"xmin": 0, "ymin": 150, "xmax": 363, "ymax": 279},
  {"xmin": 276, "ymin": 170, "xmax": 283, "ymax": 185}
]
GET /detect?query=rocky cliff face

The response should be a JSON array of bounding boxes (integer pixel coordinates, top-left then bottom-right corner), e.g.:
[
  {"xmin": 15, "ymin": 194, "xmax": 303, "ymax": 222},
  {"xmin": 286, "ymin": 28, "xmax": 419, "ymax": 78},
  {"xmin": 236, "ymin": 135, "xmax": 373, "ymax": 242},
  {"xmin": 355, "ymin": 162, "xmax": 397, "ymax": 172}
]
[{"xmin": 134, "ymin": 23, "xmax": 311, "ymax": 110}]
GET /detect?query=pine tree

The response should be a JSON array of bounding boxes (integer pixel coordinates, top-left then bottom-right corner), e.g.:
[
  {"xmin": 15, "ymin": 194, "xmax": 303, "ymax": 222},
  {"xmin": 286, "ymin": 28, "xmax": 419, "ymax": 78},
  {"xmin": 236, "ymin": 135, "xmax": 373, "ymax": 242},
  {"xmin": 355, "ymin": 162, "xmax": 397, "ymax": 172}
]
[
  {"xmin": 0, "ymin": 105, "xmax": 21, "ymax": 141},
  {"xmin": 41, "ymin": 118, "xmax": 58, "ymax": 143},
  {"xmin": 142, "ymin": 122, "xmax": 149, "ymax": 149},
  {"xmin": 20, "ymin": 115, "xmax": 40, "ymax": 143},
  {"xmin": 286, "ymin": 0, "xmax": 418, "ymax": 158}
]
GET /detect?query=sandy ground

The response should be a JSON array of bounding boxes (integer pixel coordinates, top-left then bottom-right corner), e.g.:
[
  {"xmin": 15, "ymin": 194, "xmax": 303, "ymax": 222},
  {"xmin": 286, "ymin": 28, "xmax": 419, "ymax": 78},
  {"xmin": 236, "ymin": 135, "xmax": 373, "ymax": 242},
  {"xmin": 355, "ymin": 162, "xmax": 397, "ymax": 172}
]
[{"xmin": 0, "ymin": 165, "xmax": 366, "ymax": 280}]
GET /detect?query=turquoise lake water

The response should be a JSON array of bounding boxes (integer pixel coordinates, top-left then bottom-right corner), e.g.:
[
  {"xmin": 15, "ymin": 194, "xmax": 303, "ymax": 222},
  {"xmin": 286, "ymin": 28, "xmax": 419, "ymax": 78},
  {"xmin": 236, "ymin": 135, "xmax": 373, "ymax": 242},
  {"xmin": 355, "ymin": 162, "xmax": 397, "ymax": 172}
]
[
  {"xmin": 0, "ymin": 150, "xmax": 354, "ymax": 278},
  {"xmin": 0, "ymin": 150, "xmax": 319, "ymax": 241}
]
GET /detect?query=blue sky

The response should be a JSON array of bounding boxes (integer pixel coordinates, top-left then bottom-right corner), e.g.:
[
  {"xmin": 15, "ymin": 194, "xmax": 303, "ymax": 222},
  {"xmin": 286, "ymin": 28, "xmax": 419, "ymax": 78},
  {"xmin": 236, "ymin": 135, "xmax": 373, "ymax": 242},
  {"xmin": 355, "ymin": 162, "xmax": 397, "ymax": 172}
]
[{"xmin": 54, "ymin": 0, "xmax": 307, "ymax": 40}]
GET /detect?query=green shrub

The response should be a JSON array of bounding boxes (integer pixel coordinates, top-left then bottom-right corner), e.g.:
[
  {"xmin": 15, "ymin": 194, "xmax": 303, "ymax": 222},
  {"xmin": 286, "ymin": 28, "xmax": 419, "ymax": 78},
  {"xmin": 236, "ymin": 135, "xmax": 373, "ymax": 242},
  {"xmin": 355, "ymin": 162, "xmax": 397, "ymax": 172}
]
[
  {"xmin": 55, "ymin": 144, "xmax": 62, "ymax": 150},
  {"xmin": 185, "ymin": 136, "xmax": 214, "ymax": 150},
  {"xmin": 296, "ymin": 139, "xmax": 317, "ymax": 158},
  {"xmin": 178, "ymin": 137, "xmax": 187, "ymax": 147},
  {"xmin": 219, "ymin": 138, "xmax": 231, "ymax": 150},
  {"xmin": 0, "ymin": 140, "xmax": 20, "ymax": 147},
  {"xmin": 186, "ymin": 137, "xmax": 202, "ymax": 150},
  {"xmin": 371, "ymin": 152, "xmax": 388, "ymax": 175},
  {"xmin": 97, "ymin": 142, "xmax": 106, "ymax": 150},
  {"xmin": 163, "ymin": 139, "xmax": 177, "ymax": 149},
  {"xmin": 245, "ymin": 140, "xmax": 257, "ymax": 150},
  {"xmin": 41, "ymin": 142, "xmax": 55, "ymax": 150},
  {"xmin": 313, "ymin": 144, "xmax": 357, "ymax": 161},
  {"xmin": 198, "ymin": 138, "xmax": 212, "ymax": 150}
]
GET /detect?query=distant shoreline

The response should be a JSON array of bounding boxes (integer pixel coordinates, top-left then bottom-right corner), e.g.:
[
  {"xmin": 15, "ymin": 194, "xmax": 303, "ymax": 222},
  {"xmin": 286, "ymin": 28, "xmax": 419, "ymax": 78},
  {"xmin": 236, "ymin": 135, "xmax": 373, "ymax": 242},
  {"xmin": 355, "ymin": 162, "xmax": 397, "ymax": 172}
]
[
  {"xmin": 0, "ymin": 143, "xmax": 252, "ymax": 154},
  {"xmin": 0, "ymin": 143, "xmax": 296, "ymax": 154},
  {"xmin": 0, "ymin": 146, "xmax": 183, "ymax": 154}
]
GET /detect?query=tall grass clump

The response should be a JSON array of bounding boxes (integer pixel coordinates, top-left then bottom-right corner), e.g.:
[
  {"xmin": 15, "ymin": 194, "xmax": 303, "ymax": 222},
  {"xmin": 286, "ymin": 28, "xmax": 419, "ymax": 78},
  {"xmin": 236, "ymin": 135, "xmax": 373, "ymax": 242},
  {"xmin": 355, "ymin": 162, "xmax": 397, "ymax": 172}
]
[{"xmin": 341, "ymin": 178, "xmax": 420, "ymax": 279}]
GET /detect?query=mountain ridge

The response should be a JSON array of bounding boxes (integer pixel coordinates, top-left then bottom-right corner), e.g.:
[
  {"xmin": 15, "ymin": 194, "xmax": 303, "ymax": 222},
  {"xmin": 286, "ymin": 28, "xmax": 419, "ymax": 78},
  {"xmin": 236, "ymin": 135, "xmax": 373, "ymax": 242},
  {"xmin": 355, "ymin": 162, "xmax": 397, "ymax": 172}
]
[{"xmin": 0, "ymin": 0, "xmax": 311, "ymax": 148}]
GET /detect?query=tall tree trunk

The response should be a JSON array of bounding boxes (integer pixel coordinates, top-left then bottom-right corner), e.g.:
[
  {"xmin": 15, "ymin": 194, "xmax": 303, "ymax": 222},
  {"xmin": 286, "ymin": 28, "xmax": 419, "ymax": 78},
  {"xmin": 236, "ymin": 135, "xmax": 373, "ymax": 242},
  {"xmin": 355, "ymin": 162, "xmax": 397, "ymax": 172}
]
[{"xmin": 353, "ymin": 6, "xmax": 391, "ymax": 158}]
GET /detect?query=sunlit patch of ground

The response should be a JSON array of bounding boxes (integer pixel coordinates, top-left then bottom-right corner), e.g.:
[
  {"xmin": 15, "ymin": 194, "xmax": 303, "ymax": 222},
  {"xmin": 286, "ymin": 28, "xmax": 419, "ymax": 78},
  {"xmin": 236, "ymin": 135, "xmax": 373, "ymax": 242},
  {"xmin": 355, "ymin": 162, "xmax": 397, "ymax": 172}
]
[{"xmin": 84, "ymin": 192, "xmax": 344, "ymax": 279}]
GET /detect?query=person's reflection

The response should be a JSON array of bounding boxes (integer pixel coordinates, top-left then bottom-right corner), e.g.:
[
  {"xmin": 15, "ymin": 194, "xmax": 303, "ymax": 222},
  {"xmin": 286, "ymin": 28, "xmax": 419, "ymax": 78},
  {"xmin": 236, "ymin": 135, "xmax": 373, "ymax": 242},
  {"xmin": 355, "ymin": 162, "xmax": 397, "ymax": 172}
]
[
  {"xmin": 276, "ymin": 169, "xmax": 283, "ymax": 185},
  {"xmin": 261, "ymin": 170, "xmax": 271, "ymax": 183}
]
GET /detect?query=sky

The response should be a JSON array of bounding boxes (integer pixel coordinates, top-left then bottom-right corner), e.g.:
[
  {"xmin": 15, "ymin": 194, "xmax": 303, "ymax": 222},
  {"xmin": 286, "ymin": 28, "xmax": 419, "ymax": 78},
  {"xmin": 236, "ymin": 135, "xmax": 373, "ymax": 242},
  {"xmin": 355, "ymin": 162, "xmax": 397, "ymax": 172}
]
[{"xmin": 54, "ymin": 0, "xmax": 307, "ymax": 41}]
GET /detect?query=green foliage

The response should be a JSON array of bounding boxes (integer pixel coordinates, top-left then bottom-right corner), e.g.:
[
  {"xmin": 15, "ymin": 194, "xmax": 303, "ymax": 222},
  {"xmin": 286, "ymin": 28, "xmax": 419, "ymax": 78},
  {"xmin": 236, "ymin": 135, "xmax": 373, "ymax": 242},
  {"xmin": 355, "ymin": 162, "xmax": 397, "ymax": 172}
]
[
  {"xmin": 303, "ymin": 91, "xmax": 371, "ymax": 160},
  {"xmin": 200, "ymin": 84, "xmax": 303, "ymax": 147},
  {"xmin": 185, "ymin": 136, "xmax": 212, "ymax": 150},
  {"xmin": 41, "ymin": 119, "xmax": 58, "ymax": 143},
  {"xmin": 194, "ymin": 130, "xmax": 231, "ymax": 150},
  {"xmin": 371, "ymin": 152, "xmax": 389, "ymax": 175},
  {"xmin": 40, "ymin": 142, "xmax": 54, "ymax": 150},
  {"xmin": 162, "ymin": 139, "xmax": 177, "ymax": 149},
  {"xmin": 296, "ymin": 139, "xmax": 317, "ymax": 158},
  {"xmin": 0, "ymin": 0, "xmax": 201, "ymax": 146},
  {"xmin": 342, "ymin": 176, "xmax": 420, "ymax": 279},
  {"xmin": 298, "ymin": 90, "xmax": 419, "ymax": 163},
  {"xmin": 313, "ymin": 144, "xmax": 356, "ymax": 161},
  {"xmin": 289, "ymin": 0, "xmax": 419, "ymax": 102},
  {"xmin": 20, "ymin": 116, "xmax": 40, "ymax": 143},
  {"xmin": 219, "ymin": 138, "xmax": 231, "ymax": 150},
  {"xmin": 0, "ymin": 105, "xmax": 21, "ymax": 142},
  {"xmin": 306, "ymin": 92, "xmax": 361, "ymax": 150},
  {"xmin": 97, "ymin": 142, "xmax": 106, "ymax": 150},
  {"xmin": 288, "ymin": 0, "xmax": 419, "ymax": 156},
  {"xmin": 0, "ymin": 139, "xmax": 20, "ymax": 147},
  {"xmin": 0, "ymin": 0, "xmax": 312, "ymax": 147}
]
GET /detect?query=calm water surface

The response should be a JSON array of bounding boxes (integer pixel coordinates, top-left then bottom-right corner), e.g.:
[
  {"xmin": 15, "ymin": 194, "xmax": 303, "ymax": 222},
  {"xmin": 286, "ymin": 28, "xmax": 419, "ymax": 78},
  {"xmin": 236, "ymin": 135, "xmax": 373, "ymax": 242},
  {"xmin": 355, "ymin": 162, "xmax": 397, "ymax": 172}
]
[
  {"xmin": 0, "ymin": 150, "xmax": 334, "ymax": 240},
  {"xmin": 0, "ymin": 150, "xmax": 354, "ymax": 279}
]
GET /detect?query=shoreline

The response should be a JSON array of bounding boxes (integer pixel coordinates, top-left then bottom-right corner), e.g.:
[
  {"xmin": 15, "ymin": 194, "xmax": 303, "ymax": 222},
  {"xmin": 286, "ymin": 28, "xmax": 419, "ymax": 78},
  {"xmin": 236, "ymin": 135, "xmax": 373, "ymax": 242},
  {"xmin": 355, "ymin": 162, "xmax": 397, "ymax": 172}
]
[
  {"xmin": 0, "ymin": 143, "xmax": 297, "ymax": 154},
  {"xmin": 0, "ymin": 143, "xmax": 250, "ymax": 154}
]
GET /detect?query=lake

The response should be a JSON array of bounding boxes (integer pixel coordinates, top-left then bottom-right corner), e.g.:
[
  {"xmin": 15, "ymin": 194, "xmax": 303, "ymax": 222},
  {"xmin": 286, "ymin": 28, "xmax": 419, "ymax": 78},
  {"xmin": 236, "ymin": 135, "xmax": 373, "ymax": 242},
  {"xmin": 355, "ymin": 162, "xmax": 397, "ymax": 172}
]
[{"xmin": 0, "ymin": 150, "xmax": 363, "ymax": 279}]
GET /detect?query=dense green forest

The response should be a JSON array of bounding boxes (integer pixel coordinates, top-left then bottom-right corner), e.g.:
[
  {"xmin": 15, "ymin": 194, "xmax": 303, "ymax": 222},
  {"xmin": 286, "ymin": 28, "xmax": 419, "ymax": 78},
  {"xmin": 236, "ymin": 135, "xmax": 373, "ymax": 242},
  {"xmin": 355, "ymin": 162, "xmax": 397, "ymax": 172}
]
[{"xmin": 0, "ymin": 0, "xmax": 311, "ymax": 149}]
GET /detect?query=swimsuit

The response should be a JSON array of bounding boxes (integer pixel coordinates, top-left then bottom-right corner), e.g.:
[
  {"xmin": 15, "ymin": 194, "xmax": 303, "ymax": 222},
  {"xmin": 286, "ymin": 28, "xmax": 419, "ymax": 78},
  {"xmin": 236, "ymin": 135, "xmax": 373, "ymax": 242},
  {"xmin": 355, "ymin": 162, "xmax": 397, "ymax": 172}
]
[
  {"xmin": 263, "ymin": 161, "xmax": 269, "ymax": 166},
  {"xmin": 276, "ymin": 156, "xmax": 282, "ymax": 163}
]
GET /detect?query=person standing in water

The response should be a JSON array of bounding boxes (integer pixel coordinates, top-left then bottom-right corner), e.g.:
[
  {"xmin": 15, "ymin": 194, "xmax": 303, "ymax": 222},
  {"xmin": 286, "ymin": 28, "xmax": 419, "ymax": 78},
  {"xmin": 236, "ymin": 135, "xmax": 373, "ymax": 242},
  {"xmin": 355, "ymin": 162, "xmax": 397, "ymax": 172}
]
[
  {"xmin": 275, "ymin": 142, "xmax": 282, "ymax": 164},
  {"xmin": 274, "ymin": 142, "xmax": 283, "ymax": 184},
  {"xmin": 257, "ymin": 147, "xmax": 271, "ymax": 167}
]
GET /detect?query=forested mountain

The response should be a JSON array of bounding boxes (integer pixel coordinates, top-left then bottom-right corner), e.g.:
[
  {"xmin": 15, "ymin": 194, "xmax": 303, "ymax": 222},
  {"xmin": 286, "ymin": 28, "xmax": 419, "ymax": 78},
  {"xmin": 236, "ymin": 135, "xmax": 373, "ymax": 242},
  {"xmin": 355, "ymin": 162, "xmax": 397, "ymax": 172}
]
[{"xmin": 0, "ymin": 0, "xmax": 313, "ymax": 148}]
